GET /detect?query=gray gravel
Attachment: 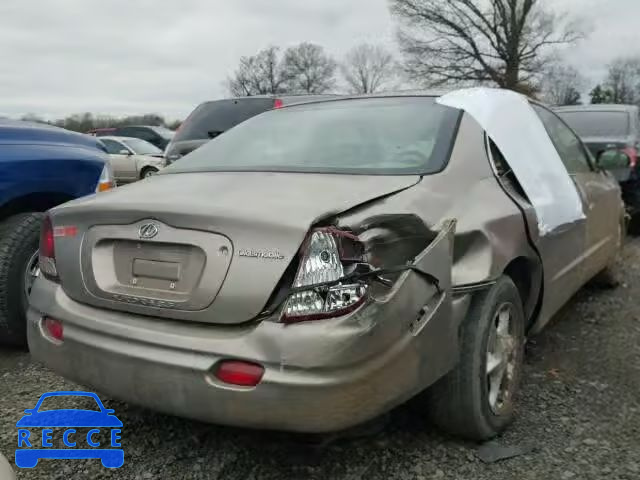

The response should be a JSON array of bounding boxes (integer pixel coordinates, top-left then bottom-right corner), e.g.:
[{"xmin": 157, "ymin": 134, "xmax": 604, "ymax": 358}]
[{"xmin": 1, "ymin": 239, "xmax": 640, "ymax": 480}]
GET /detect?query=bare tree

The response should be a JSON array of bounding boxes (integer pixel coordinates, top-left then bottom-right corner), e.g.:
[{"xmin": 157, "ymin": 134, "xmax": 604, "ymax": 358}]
[
  {"xmin": 390, "ymin": 0, "xmax": 582, "ymax": 92},
  {"xmin": 227, "ymin": 46, "xmax": 288, "ymax": 96},
  {"xmin": 540, "ymin": 64, "xmax": 584, "ymax": 105},
  {"xmin": 340, "ymin": 43, "xmax": 397, "ymax": 94},
  {"xmin": 604, "ymin": 57, "xmax": 640, "ymax": 104},
  {"xmin": 282, "ymin": 43, "xmax": 337, "ymax": 94}
]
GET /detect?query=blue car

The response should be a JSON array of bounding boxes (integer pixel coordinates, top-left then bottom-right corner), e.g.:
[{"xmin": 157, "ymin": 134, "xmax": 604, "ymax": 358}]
[
  {"xmin": 15, "ymin": 391, "xmax": 123, "ymax": 468},
  {"xmin": 0, "ymin": 120, "xmax": 114, "ymax": 346}
]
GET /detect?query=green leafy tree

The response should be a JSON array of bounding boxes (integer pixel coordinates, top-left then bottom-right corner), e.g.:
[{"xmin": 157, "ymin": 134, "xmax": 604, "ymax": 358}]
[{"xmin": 590, "ymin": 84, "xmax": 614, "ymax": 104}]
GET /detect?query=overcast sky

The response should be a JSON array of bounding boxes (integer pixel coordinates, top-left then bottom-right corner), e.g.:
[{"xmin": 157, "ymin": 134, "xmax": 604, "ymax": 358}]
[{"xmin": 0, "ymin": 0, "xmax": 637, "ymax": 120}]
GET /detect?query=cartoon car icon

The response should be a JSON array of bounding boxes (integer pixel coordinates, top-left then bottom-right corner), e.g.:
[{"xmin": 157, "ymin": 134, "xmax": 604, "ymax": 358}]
[{"xmin": 15, "ymin": 391, "xmax": 123, "ymax": 469}]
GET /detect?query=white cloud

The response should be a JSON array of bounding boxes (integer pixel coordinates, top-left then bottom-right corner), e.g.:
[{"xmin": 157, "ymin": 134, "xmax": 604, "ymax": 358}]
[{"xmin": 0, "ymin": 0, "xmax": 636, "ymax": 119}]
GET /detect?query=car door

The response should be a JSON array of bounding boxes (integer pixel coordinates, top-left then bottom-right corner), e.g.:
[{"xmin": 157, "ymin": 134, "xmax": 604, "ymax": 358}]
[
  {"xmin": 101, "ymin": 139, "xmax": 137, "ymax": 183},
  {"xmin": 534, "ymin": 104, "xmax": 621, "ymax": 284}
]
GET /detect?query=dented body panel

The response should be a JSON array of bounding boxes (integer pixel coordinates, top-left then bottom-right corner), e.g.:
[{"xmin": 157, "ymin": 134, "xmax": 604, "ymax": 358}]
[
  {"xmin": 28, "ymin": 220, "xmax": 459, "ymax": 433},
  {"xmin": 27, "ymin": 96, "xmax": 623, "ymax": 432}
]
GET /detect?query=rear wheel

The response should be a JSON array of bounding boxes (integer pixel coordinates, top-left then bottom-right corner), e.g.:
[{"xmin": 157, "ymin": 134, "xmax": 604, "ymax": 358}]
[
  {"xmin": 0, "ymin": 213, "xmax": 44, "ymax": 346},
  {"xmin": 425, "ymin": 276, "xmax": 525, "ymax": 440}
]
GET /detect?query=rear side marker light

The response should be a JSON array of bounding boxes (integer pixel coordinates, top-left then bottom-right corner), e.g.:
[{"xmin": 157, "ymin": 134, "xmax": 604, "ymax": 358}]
[
  {"xmin": 96, "ymin": 164, "xmax": 115, "ymax": 192},
  {"xmin": 53, "ymin": 226, "xmax": 77, "ymax": 238},
  {"xmin": 215, "ymin": 360, "xmax": 264, "ymax": 387},
  {"xmin": 43, "ymin": 317, "xmax": 64, "ymax": 342}
]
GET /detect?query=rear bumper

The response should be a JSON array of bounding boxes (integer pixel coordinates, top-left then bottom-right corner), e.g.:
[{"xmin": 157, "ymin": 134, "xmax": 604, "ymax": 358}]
[{"xmin": 27, "ymin": 278, "xmax": 465, "ymax": 433}]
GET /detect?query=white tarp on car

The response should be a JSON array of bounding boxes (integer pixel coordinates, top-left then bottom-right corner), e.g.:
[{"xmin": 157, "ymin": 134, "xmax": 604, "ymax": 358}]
[{"xmin": 437, "ymin": 87, "xmax": 585, "ymax": 235}]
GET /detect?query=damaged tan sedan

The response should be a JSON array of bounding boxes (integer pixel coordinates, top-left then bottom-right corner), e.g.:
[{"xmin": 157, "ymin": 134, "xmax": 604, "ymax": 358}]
[{"xmin": 27, "ymin": 90, "xmax": 625, "ymax": 440}]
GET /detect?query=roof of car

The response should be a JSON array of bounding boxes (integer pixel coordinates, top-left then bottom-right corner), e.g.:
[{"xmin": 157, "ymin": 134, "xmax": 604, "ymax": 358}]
[
  {"xmin": 271, "ymin": 90, "xmax": 446, "ymax": 110},
  {"xmin": 0, "ymin": 119, "xmax": 105, "ymax": 150},
  {"xmin": 554, "ymin": 104, "xmax": 639, "ymax": 113}
]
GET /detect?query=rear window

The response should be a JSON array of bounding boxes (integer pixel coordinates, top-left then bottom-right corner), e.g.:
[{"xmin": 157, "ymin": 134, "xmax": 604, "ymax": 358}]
[
  {"xmin": 151, "ymin": 126, "xmax": 175, "ymax": 139},
  {"xmin": 173, "ymin": 98, "xmax": 275, "ymax": 142},
  {"xmin": 166, "ymin": 97, "xmax": 460, "ymax": 175},
  {"xmin": 557, "ymin": 110, "xmax": 631, "ymax": 137},
  {"xmin": 121, "ymin": 138, "xmax": 162, "ymax": 155}
]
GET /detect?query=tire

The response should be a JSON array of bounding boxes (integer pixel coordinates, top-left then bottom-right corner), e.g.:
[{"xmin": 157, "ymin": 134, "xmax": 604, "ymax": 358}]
[
  {"xmin": 140, "ymin": 167, "xmax": 158, "ymax": 179},
  {"xmin": 0, "ymin": 213, "xmax": 44, "ymax": 346},
  {"xmin": 425, "ymin": 276, "xmax": 526, "ymax": 441}
]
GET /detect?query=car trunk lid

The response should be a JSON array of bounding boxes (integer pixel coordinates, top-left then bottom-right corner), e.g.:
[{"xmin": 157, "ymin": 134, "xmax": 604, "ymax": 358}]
[{"xmin": 52, "ymin": 172, "xmax": 420, "ymax": 324}]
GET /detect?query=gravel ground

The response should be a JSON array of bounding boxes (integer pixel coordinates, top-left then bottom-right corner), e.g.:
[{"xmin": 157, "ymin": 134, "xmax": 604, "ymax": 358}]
[{"xmin": 1, "ymin": 240, "xmax": 639, "ymax": 480}]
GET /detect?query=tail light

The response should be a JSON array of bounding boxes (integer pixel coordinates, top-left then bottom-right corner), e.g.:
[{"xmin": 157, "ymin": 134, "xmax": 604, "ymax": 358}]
[
  {"xmin": 623, "ymin": 147, "xmax": 638, "ymax": 168},
  {"xmin": 96, "ymin": 164, "xmax": 115, "ymax": 192},
  {"xmin": 43, "ymin": 317, "xmax": 64, "ymax": 342},
  {"xmin": 39, "ymin": 216, "xmax": 58, "ymax": 281},
  {"xmin": 282, "ymin": 228, "xmax": 368, "ymax": 323},
  {"xmin": 273, "ymin": 98, "xmax": 284, "ymax": 109},
  {"xmin": 215, "ymin": 360, "xmax": 264, "ymax": 387}
]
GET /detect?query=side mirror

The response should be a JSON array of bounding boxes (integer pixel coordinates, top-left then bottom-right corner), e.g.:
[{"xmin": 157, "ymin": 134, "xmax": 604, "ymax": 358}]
[
  {"xmin": 119, "ymin": 149, "xmax": 132, "ymax": 156},
  {"xmin": 597, "ymin": 149, "xmax": 631, "ymax": 170}
]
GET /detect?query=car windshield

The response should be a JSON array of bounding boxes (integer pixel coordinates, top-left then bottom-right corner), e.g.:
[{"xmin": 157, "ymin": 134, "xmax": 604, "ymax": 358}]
[
  {"xmin": 557, "ymin": 111, "xmax": 631, "ymax": 137},
  {"xmin": 37, "ymin": 395, "xmax": 101, "ymax": 412},
  {"xmin": 166, "ymin": 97, "xmax": 460, "ymax": 175},
  {"xmin": 151, "ymin": 126, "xmax": 175, "ymax": 139},
  {"xmin": 122, "ymin": 138, "xmax": 163, "ymax": 155}
]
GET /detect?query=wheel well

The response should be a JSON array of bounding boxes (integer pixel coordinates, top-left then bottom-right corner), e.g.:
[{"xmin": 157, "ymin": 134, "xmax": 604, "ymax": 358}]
[
  {"xmin": 503, "ymin": 256, "xmax": 541, "ymax": 324},
  {"xmin": 140, "ymin": 166, "xmax": 159, "ymax": 178},
  {"xmin": 0, "ymin": 192, "xmax": 75, "ymax": 220}
]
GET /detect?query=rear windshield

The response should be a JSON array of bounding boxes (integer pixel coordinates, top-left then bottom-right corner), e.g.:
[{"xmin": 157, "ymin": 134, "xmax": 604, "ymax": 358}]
[
  {"xmin": 151, "ymin": 126, "xmax": 175, "ymax": 139},
  {"xmin": 173, "ymin": 98, "xmax": 275, "ymax": 142},
  {"xmin": 122, "ymin": 138, "xmax": 162, "ymax": 155},
  {"xmin": 166, "ymin": 97, "xmax": 460, "ymax": 175},
  {"xmin": 557, "ymin": 110, "xmax": 631, "ymax": 137}
]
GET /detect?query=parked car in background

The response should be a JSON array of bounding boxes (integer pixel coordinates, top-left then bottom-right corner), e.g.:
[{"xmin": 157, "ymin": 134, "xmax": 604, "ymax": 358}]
[
  {"xmin": 0, "ymin": 119, "xmax": 113, "ymax": 345},
  {"xmin": 99, "ymin": 136, "xmax": 166, "ymax": 183},
  {"xmin": 555, "ymin": 104, "xmax": 640, "ymax": 214},
  {"xmin": 165, "ymin": 95, "xmax": 337, "ymax": 164},
  {"xmin": 89, "ymin": 125, "xmax": 174, "ymax": 151},
  {"xmin": 28, "ymin": 92, "xmax": 624, "ymax": 440}
]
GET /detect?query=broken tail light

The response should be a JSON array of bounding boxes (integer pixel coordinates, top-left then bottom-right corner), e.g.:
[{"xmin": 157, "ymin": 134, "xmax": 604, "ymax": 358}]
[{"xmin": 281, "ymin": 228, "xmax": 368, "ymax": 323}]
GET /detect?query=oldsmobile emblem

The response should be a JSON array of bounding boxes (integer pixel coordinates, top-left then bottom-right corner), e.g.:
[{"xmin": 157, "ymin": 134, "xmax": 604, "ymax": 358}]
[
  {"xmin": 138, "ymin": 222, "xmax": 159, "ymax": 239},
  {"xmin": 238, "ymin": 248, "xmax": 285, "ymax": 260}
]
